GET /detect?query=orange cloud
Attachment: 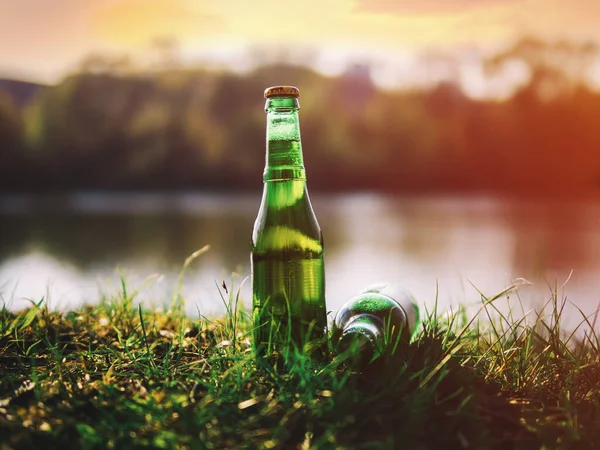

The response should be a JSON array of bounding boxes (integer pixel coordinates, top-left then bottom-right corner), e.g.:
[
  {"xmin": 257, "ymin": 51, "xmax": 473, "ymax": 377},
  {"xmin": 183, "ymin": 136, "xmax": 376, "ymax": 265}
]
[
  {"xmin": 355, "ymin": 0, "xmax": 521, "ymax": 15},
  {"xmin": 92, "ymin": 0, "xmax": 224, "ymax": 46},
  {"xmin": 0, "ymin": 0, "xmax": 100, "ymax": 80}
]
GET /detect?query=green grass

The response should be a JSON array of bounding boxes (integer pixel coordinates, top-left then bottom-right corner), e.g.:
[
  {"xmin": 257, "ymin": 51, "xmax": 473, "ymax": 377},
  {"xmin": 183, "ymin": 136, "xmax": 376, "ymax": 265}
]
[{"xmin": 1, "ymin": 276, "xmax": 600, "ymax": 449}]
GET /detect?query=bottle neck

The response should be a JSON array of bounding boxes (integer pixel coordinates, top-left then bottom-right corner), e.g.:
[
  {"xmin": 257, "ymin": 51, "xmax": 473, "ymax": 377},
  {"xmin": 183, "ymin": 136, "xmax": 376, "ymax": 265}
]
[
  {"xmin": 338, "ymin": 314, "xmax": 384, "ymax": 363},
  {"xmin": 264, "ymin": 96, "xmax": 306, "ymax": 182}
]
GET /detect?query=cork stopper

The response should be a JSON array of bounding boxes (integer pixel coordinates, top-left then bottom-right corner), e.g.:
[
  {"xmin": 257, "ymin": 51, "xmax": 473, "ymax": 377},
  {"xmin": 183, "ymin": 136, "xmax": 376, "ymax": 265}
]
[{"xmin": 264, "ymin": 86, "xmax": 300, "ymax": 99}]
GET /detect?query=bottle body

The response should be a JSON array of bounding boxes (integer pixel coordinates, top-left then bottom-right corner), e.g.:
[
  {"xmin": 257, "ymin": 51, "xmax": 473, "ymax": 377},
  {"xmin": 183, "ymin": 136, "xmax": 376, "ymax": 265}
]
[
  {"xmin": 332, "ymin": 285, "xmax": 419, "ymax": 363},
  {"xmin": 251, "ymin": 88, "xmax": 327, "ymax": 356}
]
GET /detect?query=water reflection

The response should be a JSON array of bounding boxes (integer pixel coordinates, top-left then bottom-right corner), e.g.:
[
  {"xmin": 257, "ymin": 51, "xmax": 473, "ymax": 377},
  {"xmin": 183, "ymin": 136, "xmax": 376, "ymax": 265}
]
[
  {"xmin": 502, "ymin": 200, "xmax": 600, "ymax": 329},
  {"xmin": 1, "ymin": 193, "xmax": 600, "ymax": 330}
]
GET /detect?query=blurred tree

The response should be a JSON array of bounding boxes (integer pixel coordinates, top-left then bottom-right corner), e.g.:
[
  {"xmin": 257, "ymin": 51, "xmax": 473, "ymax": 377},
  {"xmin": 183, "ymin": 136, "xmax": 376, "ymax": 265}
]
[
  {"xmin": 5, "ymin": 39, "xmax": 600, "ymax": 196},
  {"xmin": 24, "ymin": 74, "xmax": 162, "ymax": 188},
  {"xmin": 480, "ymin": 37, "xmax": 600, "ymax": 194},
  {"xmin": 79, "ymin": 52, "xmax": 134, "ymax": 75},
  {"xmin": 486, "ymin": 37, "xmax": 600, "ymax": 101},
  {"xmin": 151, "ymin": 37, "xmax": 182, "ymax": 70},
  {"xmin": 0, "ymin": 90, "xmax": 23, "ymax": 180}
]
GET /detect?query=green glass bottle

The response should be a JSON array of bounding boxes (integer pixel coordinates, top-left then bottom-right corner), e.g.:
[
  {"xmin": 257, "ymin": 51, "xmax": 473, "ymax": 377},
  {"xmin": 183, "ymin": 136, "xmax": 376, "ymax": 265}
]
[
  {"xmin": 251, "ymin": 85, "xmax": 327, "ymax": 357},
  {"xmin": 331, "ymin": 284, "xmax": 419, "ymax": 364}
]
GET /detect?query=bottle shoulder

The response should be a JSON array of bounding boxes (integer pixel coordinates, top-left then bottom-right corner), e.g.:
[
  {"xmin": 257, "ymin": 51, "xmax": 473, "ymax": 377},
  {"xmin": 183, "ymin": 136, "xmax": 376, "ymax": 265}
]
[
  {"xmin": 339, "ymin": 293, "xmax": 401, "ymax": 312},
  {"xmin": 333, "ymin": 294, "xmax": 405, "ymax": 327},
  {"xmin": 252, "ymin": 182, "xmax": 322, "ymax": 249}
]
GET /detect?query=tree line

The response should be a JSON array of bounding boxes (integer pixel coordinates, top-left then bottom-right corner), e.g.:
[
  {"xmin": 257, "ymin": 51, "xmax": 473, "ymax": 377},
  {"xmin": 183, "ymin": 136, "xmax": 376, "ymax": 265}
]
[{"xmin": 1, "ymin": 38, "xmax": 600, "ymax": 197}]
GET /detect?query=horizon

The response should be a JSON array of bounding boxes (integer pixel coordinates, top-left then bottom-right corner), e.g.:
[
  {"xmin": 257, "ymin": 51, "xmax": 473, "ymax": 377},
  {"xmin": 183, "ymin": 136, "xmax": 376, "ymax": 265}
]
[{"xmin": 2, "ymin": 0, "xmax": 600, "ymax": 98}]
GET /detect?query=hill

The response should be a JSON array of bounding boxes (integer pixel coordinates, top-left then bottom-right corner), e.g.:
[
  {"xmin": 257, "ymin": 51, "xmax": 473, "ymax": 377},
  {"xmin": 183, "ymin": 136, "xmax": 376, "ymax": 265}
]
[{"xmin": 0, "ymin": 78, "xmax": 47, "ymax": 107}]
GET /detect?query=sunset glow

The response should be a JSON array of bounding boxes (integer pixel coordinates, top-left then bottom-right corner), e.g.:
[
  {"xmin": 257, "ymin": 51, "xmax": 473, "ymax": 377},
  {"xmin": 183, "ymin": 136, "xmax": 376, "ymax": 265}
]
[{"xmin": 1, "ymin": 0, "xmax": 599, "ymax": 83}]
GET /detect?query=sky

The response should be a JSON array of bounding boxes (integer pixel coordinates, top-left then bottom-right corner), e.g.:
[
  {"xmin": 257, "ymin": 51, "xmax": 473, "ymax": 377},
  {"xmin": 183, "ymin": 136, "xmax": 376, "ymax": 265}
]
[{"xmin": 1, "ymin": 0, "xmax": 599, "ymax": 86}]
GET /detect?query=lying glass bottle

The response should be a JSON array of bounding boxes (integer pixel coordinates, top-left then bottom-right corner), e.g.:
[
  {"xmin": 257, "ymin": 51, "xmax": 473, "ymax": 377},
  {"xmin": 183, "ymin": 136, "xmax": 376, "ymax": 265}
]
[{"xmin": 331, "ymin": 284, "xmax": 419, "ymax": 364}]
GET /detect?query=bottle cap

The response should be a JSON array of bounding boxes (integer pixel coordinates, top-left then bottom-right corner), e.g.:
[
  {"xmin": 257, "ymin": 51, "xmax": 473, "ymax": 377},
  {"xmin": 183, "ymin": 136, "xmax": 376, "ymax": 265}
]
[{"xmin": 264, "ymin": 86, "xmax": 300, "ymax": 99}]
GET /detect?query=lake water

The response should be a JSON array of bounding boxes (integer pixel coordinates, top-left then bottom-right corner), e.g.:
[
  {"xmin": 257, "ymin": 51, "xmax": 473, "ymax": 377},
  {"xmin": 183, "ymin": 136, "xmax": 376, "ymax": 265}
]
[{"xmin": 1, "ymin": 192, "xmax": 600, "ymax": 331}]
